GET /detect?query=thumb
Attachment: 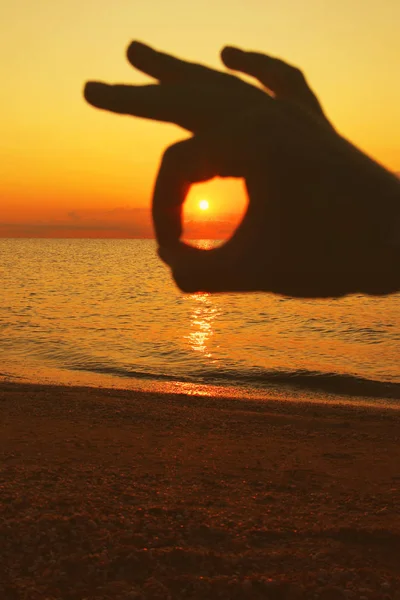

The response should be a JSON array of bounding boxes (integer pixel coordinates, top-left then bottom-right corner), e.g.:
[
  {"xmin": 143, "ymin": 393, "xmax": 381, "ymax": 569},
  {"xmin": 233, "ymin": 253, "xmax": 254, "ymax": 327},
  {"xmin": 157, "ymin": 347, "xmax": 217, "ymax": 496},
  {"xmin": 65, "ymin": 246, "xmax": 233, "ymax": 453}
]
[
  {"xmin": 158, "ymin": 240, "xmax": 265, "ymax": 293},
  {"xmin": 158, "ymin": 242, "xmax": 237, "ymax": 294},
  {"xmin": 158, "ymin": 242, "xmax": 222, "ymax": 292}
]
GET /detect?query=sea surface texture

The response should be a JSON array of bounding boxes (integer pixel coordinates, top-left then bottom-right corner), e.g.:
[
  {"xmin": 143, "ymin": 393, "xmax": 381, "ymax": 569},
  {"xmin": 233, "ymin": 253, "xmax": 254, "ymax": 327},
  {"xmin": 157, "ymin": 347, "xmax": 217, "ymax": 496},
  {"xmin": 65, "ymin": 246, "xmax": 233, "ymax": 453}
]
[{"xmin": 1, "ymin": 239, "xmax": 399, "ymax": 407}]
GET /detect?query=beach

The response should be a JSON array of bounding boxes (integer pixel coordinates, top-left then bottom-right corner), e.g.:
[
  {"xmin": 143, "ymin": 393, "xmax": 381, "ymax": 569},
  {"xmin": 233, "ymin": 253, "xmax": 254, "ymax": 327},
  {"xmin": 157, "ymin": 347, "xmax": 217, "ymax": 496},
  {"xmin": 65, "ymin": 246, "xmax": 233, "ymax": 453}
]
[{"xmin": 1, "ymin": 383, "xmax": 399, "ymax": 599}]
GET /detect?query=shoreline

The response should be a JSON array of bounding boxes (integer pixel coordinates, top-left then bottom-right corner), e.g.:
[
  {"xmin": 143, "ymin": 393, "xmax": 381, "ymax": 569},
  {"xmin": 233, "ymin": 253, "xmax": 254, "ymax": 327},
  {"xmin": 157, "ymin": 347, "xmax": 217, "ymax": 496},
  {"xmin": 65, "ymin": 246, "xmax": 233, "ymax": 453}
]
[
  {"xmin": 2, "ymin": 369, "xmax": 400, "ymax": 412},
  {"xmin": 1, "ymin": 381, "xmax": 400, "ymax": 599}
]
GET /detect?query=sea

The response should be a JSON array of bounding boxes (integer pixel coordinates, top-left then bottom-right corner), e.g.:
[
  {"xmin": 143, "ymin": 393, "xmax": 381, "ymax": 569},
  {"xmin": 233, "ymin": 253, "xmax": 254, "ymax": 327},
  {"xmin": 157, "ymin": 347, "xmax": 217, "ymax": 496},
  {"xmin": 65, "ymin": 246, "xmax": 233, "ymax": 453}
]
[{"xmin": 1, "ymin": 238, "xmax": 399, "ymax": 409}]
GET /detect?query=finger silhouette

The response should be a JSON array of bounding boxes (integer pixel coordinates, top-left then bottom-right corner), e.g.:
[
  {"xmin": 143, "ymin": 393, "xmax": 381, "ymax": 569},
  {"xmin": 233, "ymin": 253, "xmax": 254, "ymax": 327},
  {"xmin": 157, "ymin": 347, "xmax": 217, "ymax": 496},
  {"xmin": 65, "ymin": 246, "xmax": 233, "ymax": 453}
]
[
  {"xmin": 85, "ymin": 81, "xmax": 218, "ymax": 130},
  {"xmin": 152, "ymin": 136, "xmax": 237, "ymax": 292},
  {"xmin": 152, "ymin": 137, "xmax": 225, "ymax": 246},
  {"xmin": 158, "ymin": 242, "xmax": 229, "ymax": 293},
  {"xmin": 221, "ymin": 46, "xmax": 329, "ymax": 121},
  {"xmin": 84, "ymin": 80, "xmax": 268, "ymax": 132},
  {"xmin": 152, "ymin": 118, "xmax": 283, "ymax": 293},
  {"xmin": 158, "ymin": 234, "xmax": 284, "ymax": 294},
  {"xmin": 151, "ymin": 103, "xmax": 281, "ymax": 248},
  {"xmin": 127, "ymin": 40, "xmax": 246, "ymax": 88}
]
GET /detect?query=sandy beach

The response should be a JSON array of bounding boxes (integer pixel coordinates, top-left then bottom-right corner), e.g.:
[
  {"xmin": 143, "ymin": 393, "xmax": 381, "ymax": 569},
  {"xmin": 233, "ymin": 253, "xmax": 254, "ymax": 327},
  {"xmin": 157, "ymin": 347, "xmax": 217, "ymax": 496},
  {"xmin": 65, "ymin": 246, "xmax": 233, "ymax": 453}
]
[{"xmin": 1, "ymin": 382, "xmax": 399, "ymax": 600}]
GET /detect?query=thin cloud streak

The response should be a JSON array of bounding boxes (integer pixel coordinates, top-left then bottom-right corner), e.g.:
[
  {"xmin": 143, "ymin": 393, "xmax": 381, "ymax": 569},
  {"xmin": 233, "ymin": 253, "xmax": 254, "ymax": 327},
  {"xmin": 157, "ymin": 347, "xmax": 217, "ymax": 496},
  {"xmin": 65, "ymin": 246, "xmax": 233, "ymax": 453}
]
[{"xmin": 0, "ymin": 206, "xmax": 240, "ymax": 239}]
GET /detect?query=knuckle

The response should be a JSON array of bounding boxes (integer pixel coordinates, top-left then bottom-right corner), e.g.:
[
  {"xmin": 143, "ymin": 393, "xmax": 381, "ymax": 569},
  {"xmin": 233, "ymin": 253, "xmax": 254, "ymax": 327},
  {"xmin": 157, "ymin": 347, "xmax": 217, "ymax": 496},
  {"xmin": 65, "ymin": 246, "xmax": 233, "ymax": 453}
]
[
  {"xmin": 254, "ymin": 54, "xmax": 274, "ymax": 72},
  {"xmin": 225, "ymin": 72, "xmax": 242, "ymax": 87},
  {"xmin": 291, "ymin": 66, "xmax": 306, "ymax": 83},
  {"xmin": 161, "ymin": 142, "xmax": 185, "ymax": 165}
]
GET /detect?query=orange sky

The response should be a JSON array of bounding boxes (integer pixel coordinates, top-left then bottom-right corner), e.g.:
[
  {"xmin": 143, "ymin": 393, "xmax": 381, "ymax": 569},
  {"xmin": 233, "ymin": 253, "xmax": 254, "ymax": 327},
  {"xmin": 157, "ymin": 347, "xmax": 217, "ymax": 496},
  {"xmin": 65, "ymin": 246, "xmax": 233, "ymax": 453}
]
[{"xmin": 1, "ymin": 0, "xmax": 399, "ymax": 238}]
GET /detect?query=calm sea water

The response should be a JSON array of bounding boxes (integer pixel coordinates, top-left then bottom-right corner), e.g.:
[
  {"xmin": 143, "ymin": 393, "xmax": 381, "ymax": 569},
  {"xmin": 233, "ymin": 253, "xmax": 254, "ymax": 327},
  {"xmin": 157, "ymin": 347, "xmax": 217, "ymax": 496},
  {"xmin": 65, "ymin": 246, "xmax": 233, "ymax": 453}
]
[{"xmin": 1, "ymin": 239, "xmax": 399, "ymax": 407}]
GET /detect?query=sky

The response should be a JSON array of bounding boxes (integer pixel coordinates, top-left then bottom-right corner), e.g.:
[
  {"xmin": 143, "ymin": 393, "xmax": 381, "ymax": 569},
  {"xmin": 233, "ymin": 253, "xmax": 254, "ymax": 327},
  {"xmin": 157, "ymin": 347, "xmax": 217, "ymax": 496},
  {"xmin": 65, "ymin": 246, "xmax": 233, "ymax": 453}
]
[{"xmin": 1, "ymin": 0, "xmax": 399, "ymax": 238}]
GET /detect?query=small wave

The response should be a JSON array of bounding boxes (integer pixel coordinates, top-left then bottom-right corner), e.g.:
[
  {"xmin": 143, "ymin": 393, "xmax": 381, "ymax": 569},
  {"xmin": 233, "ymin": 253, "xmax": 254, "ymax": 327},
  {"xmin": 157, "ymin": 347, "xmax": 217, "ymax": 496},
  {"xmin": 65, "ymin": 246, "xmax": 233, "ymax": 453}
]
[
  {"xmin": 70, "ymin": 362, "xmax": 400, "ymax": 401},
  {"xmin": 196, "ymin": 368, "xmax": 400, "ymax": 400},
  {"xmin": 70, "ymin": 364, "xmax": 190, "ymax": 383}
]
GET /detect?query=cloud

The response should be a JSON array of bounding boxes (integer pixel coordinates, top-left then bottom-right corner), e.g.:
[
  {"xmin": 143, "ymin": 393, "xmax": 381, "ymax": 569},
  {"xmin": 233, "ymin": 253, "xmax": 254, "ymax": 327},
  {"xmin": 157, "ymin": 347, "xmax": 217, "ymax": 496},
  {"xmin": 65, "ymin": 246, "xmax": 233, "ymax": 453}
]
[
  {"xmin": 0, "ymin": 207, "xmax": 153, "ymax": 238},
  {"xmin": 0, "ymin": 206, "xmax": 239, "ymax": 239}
]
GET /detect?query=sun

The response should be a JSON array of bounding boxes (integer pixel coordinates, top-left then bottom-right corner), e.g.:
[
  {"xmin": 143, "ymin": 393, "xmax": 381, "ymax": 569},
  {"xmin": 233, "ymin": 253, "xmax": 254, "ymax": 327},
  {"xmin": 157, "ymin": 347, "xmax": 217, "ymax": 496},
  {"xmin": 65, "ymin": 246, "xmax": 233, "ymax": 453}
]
[{"xmin": 199, "ymin": 199, "xmax": 209, "ymax": 211}]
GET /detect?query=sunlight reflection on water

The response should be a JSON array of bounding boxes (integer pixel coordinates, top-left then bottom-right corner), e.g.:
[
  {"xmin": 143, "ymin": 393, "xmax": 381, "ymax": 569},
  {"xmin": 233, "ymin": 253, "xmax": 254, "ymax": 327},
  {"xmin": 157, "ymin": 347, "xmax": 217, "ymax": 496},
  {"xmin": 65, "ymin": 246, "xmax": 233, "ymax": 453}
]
[
  {"xmin": 185, "ymin": 293, "xmax": 218, "ymax": 360},
  {"xmin": 1, "ymin": 239, "xmax": 399, "ymax": 405}
]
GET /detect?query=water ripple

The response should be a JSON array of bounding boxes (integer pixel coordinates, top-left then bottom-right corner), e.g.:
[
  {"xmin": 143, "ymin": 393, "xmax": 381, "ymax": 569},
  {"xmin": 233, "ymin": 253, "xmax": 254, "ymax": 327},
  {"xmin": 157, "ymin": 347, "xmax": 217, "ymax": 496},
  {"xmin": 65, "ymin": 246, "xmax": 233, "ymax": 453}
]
[{"xmin": 1, "ymin": 239, "xmax": 399, "ymax": 404}]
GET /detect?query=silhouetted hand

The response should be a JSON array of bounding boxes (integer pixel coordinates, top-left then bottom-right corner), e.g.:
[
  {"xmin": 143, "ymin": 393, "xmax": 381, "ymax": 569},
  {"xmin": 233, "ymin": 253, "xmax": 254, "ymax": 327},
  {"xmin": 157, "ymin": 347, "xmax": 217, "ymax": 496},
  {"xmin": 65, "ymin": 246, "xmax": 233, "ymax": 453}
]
[{"xmin": 84, "ymin": 42, "xmax": 399, "ymax": 297}]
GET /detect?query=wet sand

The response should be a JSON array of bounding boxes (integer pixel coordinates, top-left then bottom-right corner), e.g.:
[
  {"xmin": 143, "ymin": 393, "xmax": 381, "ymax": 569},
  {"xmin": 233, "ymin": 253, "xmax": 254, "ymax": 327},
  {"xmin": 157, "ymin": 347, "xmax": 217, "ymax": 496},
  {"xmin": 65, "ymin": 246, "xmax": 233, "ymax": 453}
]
[{"xmin": 1, "ymin": 382, "xmax": 399, "ymax": 599}]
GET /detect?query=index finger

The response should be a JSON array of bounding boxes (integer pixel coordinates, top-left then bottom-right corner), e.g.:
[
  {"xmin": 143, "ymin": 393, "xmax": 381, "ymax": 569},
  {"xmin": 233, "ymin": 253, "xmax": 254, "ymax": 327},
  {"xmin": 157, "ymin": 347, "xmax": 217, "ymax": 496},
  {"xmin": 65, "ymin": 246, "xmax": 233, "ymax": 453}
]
[
  {"xmin": 152, "ymin": 106, "xmax": 282, "ymax": 247},
  {"xmin": 152, "ymin": 137, "xmax": 217, "ymax": 246}
]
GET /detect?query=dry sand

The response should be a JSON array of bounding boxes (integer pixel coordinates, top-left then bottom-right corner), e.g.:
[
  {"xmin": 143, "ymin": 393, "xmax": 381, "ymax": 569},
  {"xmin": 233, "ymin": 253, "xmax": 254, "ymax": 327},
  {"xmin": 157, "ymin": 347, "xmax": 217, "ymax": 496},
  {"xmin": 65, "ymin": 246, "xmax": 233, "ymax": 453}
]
[{"xmin": 1, "ymin": 382, "xmax": 399, "ymax": 600}]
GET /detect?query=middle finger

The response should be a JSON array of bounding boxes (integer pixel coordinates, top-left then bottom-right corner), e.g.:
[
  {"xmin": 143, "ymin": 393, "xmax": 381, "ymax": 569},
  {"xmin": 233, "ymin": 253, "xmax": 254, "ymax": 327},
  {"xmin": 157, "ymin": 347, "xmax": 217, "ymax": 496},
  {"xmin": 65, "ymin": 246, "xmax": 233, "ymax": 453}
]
[{"xmin": 127, "ymin": 40, "xmax": 244, "ymax": 87}]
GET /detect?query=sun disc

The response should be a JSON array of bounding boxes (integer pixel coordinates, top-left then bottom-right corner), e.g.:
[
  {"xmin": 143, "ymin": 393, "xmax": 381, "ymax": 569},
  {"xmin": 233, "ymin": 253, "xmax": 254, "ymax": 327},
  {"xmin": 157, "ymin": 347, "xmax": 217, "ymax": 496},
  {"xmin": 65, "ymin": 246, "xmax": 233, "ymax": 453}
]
[{"xmin": 199, "ymin": 199, "xmax": 209, "ymax": 211}]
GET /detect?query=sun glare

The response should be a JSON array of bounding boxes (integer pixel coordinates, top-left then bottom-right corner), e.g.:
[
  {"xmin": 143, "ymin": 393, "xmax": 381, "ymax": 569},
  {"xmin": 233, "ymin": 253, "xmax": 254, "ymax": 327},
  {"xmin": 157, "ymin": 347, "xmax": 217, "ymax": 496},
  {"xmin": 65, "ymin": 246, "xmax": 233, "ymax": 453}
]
[{"xmin": 199, "ymin": 199, "xmax": 209, "ymax": 211}]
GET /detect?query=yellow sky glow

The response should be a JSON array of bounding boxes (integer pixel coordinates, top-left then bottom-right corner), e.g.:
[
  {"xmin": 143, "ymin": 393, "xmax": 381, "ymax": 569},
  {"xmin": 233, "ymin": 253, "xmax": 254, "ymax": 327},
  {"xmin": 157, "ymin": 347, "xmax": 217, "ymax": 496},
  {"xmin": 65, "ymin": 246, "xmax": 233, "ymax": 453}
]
[{"xmin": 1, "ymin": 0, "xmax": 399, "ymax": 238}]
